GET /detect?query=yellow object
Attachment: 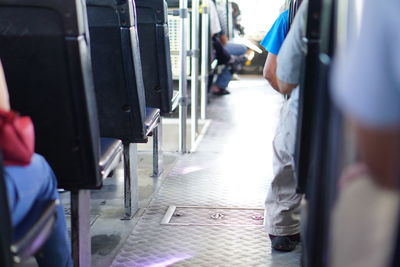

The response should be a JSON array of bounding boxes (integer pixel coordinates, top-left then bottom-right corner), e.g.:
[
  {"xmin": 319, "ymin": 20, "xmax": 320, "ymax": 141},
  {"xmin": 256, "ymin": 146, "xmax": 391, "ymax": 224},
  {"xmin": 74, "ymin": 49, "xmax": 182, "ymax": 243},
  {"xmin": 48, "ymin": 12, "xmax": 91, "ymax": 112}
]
[{"xmin": 200, "ymin": 4, "xmax": 208, "ymax": 14}]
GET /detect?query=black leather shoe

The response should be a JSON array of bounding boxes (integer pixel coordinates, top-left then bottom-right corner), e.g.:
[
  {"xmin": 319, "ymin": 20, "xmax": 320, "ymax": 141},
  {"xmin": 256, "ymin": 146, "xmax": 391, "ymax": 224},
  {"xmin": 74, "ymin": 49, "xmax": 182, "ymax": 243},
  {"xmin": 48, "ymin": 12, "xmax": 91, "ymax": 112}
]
[
  {"xmin": 213, "ymin": 88, "xmax": 231, "ymax": 95},
  {"xmin": 269, "ymin": 234, "xmax": 300, "ymax": 252}
]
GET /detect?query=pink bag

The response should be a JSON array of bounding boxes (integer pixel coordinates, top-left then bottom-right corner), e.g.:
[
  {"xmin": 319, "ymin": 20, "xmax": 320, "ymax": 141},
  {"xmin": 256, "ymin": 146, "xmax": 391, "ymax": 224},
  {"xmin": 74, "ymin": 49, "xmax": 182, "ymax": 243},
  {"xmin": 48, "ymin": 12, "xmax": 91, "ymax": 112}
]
[{"xmin": 0, "ymin": 109, "xmax": 35, "ymax": 166}]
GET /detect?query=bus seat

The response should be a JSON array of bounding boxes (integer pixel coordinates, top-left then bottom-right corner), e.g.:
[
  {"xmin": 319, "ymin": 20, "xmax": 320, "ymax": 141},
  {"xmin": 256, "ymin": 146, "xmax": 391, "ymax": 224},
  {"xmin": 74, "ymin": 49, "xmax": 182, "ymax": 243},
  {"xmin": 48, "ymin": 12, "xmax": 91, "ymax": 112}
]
[
  {"xmin": 0, "ymin": 0, "xmax": 101, "ymax": 190},
  {"xmin": 136, "ymin": 0, "xmax": 174, "ymax": 114},
  {"xmin": 86, "ymin": 0, "xmax": 162, "ymax": 217},
  {"xmin": 86, "ymin": 0, "xmax": 149, "ymax": 143},
  {"xmin": 0, "ymin": 2, "xmax": 124, "ymax": 265},
  {"xmin": 99, "ymin": 138, "xmax": 123, "ymax": 179}
]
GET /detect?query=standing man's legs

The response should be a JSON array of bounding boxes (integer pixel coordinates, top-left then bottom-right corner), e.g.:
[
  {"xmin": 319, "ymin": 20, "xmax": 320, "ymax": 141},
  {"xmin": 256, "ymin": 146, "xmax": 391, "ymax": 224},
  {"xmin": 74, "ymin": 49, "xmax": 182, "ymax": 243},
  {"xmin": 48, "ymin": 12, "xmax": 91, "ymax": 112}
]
[
  {"xmin": 265, "ymin": 97, "xmax": 302, "ymax": 251},
  {"xmin": 5, "ymin": 154, "xmax": 72, "ymax": 267}
]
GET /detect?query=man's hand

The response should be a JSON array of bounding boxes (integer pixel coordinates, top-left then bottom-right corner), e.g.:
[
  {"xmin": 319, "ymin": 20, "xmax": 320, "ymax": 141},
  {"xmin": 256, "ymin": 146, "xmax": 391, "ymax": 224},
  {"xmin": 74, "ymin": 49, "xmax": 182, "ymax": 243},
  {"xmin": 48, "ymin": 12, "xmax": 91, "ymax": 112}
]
[
  {"xmin": 0, "ymin": 61, "xmax": 10, "ymax": 111},
  {"xmin": 277, "ymin": 79, "xmax": 297, "ymax": 95}
]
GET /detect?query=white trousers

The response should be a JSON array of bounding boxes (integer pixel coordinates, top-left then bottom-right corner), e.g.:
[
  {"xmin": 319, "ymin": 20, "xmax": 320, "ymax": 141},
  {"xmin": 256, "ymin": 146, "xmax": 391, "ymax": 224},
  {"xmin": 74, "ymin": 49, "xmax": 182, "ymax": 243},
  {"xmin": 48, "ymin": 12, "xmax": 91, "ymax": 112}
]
[
  {"xmin": 265, "ymin": 90, "xmax": 302, "ymax": 236},
  {"xmin": 329, "ymin": 169, "xmax": 400, "ymax": 267}
]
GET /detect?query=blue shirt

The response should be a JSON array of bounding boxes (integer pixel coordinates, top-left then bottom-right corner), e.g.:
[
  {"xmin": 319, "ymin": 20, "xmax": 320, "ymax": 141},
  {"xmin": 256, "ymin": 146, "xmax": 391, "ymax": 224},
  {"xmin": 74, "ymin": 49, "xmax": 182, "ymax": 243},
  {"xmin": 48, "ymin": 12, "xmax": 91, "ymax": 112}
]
[{"xmin": 260, "ymin": 10, "xmax": 289, "ymax": 55}]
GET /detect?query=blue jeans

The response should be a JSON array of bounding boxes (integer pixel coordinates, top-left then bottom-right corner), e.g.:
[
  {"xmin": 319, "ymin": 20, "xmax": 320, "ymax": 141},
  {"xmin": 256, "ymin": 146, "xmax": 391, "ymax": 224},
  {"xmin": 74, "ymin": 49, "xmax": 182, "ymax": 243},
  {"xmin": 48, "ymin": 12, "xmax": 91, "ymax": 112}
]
[
  {"xmin": 5, "ymin": 154, "xmax": 72, "ymax": 267},
  {"xmin": 215, "ymin": 42, "xmax": 247, "ymax": 89}
]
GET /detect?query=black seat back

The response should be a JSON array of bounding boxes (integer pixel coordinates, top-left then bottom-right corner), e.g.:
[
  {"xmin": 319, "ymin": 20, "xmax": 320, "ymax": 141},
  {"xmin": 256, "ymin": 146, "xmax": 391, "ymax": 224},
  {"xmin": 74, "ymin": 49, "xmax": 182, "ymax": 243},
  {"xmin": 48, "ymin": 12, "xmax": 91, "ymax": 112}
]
[
  {"xmin": 0, "ymin": 0, "xmax": 101, "ymax": 189},
  {"xmin": 0, "ymin": 155, "xmax": 12, "ymax": 267},
  {"xmin": 136, "ymin": 0, "xmax": 173, "ymax": 114},
  {"xmin": 86, "ymin": 0, "xmax": 147, "ymax": 143},
  {"xmin": 165, "ymin": 0, "xmax": 190, "ymax": 8}
]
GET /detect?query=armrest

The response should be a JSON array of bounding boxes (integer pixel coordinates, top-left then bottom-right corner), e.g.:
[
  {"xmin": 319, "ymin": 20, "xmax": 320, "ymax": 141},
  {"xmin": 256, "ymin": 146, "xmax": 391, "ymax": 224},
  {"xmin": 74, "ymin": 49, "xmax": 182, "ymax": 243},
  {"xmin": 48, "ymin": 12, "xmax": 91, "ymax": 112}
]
[
  {"xmin": 99, "ymin": 138, "xmax": 123, "ymax": 179},
  {"xmin": 11, "ymin": 200, "xmax": 58, "ymax": 263},
  {"xmin": 145, "ymin": 107, "xmax": 161, "ymax": 136},
  {"xmin": 171, "ymin": 90, "xmax": 180, "ymax": 112}
]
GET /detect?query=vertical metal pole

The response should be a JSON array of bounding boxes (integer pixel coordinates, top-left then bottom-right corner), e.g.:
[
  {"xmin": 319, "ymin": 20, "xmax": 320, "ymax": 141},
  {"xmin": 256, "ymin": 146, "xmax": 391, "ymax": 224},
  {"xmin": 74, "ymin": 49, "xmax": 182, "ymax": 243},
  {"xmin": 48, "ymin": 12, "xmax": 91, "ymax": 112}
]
[
  {"xmin": 122, "ymin": 143, "xmax": 139, "ymax": 220},
  {"xmin": 200, "ymin": 0, "xmax": 209, "ymax": 120},
  {"xmin": 179, "ymin": 0, "xmax": 189, "ymax": 153},
  {"xmin": 152, "ymin": 118, "xmax": 163, "ymax": 177},
  {"xmin": 191, "ymin": 0, "xmax": 200, "ymax": 147},
  {"xmin": 227, "ymin": 0, "xmax": 233, "ymax": 39},
  {"xmin": 71, "ymin": 190, "xmax": 91, "ymax": 267}
]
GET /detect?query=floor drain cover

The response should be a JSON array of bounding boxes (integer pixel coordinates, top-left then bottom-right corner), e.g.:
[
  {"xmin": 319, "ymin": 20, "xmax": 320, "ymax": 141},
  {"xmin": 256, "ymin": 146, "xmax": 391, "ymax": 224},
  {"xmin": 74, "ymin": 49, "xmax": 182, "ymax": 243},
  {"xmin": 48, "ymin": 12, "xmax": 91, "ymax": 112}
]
[{"xmin": 161, "ymin": 206, "xmax": 264, "ymax": 226}]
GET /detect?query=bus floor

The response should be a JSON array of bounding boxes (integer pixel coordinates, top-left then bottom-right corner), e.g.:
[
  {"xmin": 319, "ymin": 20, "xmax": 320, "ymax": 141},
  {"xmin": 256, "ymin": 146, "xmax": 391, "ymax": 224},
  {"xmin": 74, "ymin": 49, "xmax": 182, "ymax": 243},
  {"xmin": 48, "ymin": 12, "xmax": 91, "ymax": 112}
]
[{"xmin": 20, "ymin": 75, "xmax": 301, "ymax": 267}]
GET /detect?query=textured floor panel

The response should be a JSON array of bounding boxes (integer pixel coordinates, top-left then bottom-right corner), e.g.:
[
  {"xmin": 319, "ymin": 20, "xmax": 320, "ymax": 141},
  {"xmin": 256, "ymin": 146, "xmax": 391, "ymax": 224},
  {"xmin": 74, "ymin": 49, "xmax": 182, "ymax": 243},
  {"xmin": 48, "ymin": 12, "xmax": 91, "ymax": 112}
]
[
  {"xmin": 162, "ymin": 206, "xmax": 264, "ymax": 226},
  {"xmin": 112, "ymin": 206, "xmax": 300, "ymax": 267},
  {"xmin": 111, "ymin": 77, "xmax": 301, "ymax": 267}
]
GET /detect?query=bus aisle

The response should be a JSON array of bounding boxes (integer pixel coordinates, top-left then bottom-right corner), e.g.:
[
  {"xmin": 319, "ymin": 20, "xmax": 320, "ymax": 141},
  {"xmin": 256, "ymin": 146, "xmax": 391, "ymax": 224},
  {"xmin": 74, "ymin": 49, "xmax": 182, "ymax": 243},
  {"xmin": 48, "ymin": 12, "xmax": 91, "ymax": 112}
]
[{"xmin": 109, "ymin": 76, "xmax": 300, "ymax": 266}]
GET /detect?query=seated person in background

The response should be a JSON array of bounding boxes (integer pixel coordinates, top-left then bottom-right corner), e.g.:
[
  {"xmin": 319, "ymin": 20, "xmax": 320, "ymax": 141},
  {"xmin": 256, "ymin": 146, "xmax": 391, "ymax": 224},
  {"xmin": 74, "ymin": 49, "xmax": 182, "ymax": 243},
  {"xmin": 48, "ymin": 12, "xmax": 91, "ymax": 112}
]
[
  {"xmin": 330, "ymin": 0, "xmax": 400, "ymax": 266},
  {"xmin": 0, "ymin": 60, "xmax": 73, "ymax": 267},
  {"xmin": 209, "ymin": 0, "xmax": 247, "ymax": 95}
]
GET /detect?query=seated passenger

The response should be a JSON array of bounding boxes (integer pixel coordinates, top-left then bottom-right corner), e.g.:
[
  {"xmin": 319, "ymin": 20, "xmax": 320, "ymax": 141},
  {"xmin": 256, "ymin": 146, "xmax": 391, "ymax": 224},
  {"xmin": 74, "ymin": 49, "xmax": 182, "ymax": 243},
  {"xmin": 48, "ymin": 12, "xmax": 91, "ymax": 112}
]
[
  {"xmin": 330, "ymin": 0, "xmax": 400, "ymax": 266},
  {"xmin": 0, "ymin": 61, "xmax": 73, "ymax": 267},
  {"xmin": 209, "ymin": 0, "xmax": 247, "ymax": 95}
]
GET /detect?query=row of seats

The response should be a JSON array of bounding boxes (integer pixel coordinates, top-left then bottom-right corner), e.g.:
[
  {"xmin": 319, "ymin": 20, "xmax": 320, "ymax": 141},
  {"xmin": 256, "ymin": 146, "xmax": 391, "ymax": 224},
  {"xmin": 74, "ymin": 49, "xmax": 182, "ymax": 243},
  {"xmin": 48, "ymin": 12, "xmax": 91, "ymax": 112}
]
[{"xmin": 0, "ymin": 0, "xmax": 173, "ymax": 266}]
